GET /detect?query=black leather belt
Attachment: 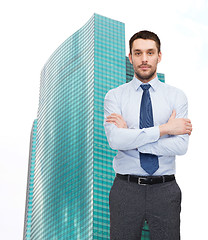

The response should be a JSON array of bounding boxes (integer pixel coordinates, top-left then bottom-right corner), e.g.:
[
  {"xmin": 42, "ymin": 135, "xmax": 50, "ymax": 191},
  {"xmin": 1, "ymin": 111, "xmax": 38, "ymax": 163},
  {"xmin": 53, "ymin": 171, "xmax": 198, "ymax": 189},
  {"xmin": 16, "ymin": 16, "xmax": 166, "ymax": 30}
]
[{"xmin": 116, "ymin": 173, "xmax": 175, "ymax": 185}]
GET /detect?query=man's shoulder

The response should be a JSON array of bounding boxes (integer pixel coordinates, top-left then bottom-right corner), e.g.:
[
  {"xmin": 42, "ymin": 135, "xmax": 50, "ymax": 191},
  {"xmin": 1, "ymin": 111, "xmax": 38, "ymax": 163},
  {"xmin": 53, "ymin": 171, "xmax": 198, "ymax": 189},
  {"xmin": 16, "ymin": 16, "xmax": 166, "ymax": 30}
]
[
  {"xmin": 105, "ymin": 82, "xmax": 131, "ymax": 99},
  {"xmin": 158, "ymin": 81, "xmax": 188, "ymax": 103},
  {"xmin": 159, "ymin": 81, "xmax": 187, "ymax": 96}
]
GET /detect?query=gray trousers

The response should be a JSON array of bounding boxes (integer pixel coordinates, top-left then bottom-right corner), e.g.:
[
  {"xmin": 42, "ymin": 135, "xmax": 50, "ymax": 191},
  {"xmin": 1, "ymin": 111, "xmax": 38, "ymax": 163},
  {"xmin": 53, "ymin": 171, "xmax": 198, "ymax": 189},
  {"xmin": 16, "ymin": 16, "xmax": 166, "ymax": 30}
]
[{"xmin": 109, "ymin": 175, "xmax": 181, "ymax": 240}]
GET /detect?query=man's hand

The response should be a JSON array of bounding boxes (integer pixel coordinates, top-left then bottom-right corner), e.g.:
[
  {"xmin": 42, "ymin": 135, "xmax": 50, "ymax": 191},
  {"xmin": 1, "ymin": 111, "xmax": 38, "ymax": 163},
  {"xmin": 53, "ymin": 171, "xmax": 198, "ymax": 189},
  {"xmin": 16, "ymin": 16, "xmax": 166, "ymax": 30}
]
[
  {"xmin": 159, "ymin": 110, "xmax": 192, "ymax": 137},
  {"xmin": 106, "ymin": 113, "xmax": 127, "ymax": 128}
]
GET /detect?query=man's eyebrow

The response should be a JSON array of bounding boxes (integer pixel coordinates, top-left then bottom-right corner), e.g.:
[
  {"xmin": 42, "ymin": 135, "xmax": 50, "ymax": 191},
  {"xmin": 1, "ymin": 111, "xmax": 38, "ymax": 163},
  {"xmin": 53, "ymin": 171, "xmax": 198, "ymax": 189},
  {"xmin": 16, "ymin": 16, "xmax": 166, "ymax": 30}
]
[
  {"xmin": 133, "ymin": 49, "xmax": 141, "ymax": 52},
  {"xmin": 133, "ymin": 48, "xmax": 156, "ymax": 52}
]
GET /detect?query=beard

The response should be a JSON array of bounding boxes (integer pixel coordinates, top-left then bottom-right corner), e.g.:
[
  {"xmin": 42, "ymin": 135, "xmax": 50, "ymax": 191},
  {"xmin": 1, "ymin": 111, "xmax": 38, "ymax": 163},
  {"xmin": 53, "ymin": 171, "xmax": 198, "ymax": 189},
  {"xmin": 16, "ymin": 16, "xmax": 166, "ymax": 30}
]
[{"xmin": 134, "ymin": 66, "xmax": 157, "ymax": 82}]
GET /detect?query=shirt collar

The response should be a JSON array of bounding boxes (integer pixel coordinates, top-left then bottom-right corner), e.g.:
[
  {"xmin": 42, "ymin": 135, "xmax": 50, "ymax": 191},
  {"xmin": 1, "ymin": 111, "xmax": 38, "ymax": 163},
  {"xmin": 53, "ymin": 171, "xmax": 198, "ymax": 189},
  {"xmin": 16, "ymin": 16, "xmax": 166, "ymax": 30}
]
[{"xmin": 131, "ymin": 75, "xmax": 160, "ymax": 92}]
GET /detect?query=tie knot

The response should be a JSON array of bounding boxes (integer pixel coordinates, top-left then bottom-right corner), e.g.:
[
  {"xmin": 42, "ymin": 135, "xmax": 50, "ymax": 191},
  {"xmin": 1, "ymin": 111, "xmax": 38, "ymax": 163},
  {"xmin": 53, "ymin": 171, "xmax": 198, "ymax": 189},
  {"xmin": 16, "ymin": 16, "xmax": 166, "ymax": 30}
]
[{"xmin": 141, "ymin": 84, "xmax": 151, "ymax": 91}]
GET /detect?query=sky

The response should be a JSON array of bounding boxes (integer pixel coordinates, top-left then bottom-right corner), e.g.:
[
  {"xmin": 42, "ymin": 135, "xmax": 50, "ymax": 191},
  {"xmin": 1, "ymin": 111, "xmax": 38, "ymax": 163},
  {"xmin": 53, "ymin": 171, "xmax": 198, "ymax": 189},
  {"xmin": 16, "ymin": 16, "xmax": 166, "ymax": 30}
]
[{"xmin": 0, "ymin": 0, "xmax": 208, "ymax": 239}]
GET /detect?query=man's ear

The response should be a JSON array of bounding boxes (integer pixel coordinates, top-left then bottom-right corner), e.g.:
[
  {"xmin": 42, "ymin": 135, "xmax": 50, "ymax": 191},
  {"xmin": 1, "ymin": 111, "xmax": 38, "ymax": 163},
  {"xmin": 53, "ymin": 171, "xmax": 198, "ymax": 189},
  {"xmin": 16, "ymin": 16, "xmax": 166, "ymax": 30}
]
[
  {"xmin": 158, "ymin": 51, "xmax": 162, "ymax": 63},
  {"xmin": 128, "ymin": 53, "xmax": 133, "ymax": 64}
]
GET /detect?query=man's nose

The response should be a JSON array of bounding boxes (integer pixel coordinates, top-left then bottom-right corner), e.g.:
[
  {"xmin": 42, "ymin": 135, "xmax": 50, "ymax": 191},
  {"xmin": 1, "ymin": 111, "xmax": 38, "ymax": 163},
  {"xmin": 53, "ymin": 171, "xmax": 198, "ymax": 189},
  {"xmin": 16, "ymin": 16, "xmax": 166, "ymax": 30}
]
[{"xmin": 141, "ymin": 53, "xmax": 148, "ymax": 62}]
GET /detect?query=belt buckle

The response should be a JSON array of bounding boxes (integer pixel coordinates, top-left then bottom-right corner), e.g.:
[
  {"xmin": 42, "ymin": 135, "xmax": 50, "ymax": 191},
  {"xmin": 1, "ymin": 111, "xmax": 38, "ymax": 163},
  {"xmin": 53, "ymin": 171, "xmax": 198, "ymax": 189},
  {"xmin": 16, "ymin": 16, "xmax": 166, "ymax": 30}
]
[{"xmin": 138, "ymin": 177, "xmax": 147, "ymax": 185}]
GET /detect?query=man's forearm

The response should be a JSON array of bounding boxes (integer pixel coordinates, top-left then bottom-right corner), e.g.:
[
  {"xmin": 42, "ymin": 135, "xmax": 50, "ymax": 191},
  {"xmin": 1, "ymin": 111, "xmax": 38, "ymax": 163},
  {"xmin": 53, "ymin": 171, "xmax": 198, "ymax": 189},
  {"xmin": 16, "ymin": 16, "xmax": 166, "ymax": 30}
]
[
  {"xmin": 138, "ymin": 134, "xmax": 189, "ymax": 156},
  {"xmin": 104, "ymin": 123, "xmax": 160, "ymax": 150}
]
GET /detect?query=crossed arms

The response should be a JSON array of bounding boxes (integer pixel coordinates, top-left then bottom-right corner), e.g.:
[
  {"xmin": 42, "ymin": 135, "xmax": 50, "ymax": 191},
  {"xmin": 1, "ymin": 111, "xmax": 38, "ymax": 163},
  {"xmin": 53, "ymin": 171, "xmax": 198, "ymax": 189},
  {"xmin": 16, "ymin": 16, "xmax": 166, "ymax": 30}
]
[{"xmin": 104, "ymin": 90, "xmax": 192, "ymax": 156}]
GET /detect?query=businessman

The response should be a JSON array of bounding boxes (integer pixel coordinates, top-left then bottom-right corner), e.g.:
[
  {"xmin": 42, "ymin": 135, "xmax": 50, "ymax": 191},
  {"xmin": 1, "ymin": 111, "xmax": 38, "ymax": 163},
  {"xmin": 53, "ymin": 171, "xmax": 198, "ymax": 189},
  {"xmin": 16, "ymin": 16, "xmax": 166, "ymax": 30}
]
[{"xmin": 104, "ymin": 31, "xmax": 192, "ymax": 240}]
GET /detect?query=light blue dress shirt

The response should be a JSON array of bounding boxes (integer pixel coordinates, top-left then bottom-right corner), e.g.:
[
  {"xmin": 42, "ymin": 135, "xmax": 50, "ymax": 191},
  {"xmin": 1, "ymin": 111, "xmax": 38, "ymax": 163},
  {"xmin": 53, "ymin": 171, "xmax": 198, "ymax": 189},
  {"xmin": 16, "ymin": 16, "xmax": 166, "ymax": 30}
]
[{"xmin": 103, "ymin": 76, "xmax": 189, "ymax": 176}]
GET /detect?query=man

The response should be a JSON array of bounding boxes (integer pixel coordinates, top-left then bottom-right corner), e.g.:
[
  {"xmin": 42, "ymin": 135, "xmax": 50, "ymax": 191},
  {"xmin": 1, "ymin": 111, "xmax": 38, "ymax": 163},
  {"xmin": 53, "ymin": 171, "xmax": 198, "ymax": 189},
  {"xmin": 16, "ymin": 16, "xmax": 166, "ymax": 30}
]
[{"xmin": 103, "ymin": 31, "xmax": 192, "ymax": 240}]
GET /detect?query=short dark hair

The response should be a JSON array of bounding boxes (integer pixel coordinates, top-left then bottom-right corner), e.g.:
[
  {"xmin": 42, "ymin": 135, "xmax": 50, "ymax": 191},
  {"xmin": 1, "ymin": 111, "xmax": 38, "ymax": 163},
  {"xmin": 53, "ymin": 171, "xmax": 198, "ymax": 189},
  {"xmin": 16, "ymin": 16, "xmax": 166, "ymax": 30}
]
[{"xmin": 129, "ymin": 30, "xmax": 161, "ymax": 54}]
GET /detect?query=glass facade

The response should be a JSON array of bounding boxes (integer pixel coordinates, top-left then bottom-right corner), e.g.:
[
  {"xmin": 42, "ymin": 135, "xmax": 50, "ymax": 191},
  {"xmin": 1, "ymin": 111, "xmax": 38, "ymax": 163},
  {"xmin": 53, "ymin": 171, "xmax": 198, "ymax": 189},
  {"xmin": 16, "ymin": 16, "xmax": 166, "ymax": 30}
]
[
  {"xmin": 126, "ymin": 56, "xmax": 135, "ymax": 83},
  {"xmin": 157, "ymin": 72, "xmax": 165, "ymax": 83},
  {"xmin": 93, "ymin": 14, "xmax": 126, "ymax": 240},
  {"xmin": 24, "ymin": 119, "xmax": 37, "ymax": 240},
  {"xmin": 24, "ymin": 13, "xmax": 165, "ymax": 240},
  {"xmin": 31, "ymin": 15, "xmax": 95, "ymax": 240}
]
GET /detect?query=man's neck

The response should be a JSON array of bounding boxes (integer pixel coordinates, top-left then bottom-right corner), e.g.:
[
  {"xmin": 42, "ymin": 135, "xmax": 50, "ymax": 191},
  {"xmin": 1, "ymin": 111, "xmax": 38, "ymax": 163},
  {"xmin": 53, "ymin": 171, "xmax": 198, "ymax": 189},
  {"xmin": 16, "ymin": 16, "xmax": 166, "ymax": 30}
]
[{"xmin": 134, "ymin": 73, "xmax": 157, "ymax": 83}]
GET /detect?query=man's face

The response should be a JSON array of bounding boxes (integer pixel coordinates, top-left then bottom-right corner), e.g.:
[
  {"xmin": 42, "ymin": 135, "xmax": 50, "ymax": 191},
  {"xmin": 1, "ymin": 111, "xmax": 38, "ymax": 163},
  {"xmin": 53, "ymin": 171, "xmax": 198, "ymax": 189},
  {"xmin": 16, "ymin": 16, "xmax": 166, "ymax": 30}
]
[{"xmin": 129, "ymin": 39, "xmax": 162, "ymax": 83}]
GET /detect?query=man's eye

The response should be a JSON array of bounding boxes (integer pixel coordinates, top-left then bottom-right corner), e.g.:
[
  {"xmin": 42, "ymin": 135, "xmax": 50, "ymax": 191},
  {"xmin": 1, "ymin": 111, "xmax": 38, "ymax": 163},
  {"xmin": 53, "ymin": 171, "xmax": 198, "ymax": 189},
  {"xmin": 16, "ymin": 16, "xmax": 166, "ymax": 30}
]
[
  {"xmin": 148, "ymin": 52, "xmax": 153, "ymax": 55},
  {"xmin": 136, "ymin": 52, "xmax": 141, "ymax": 55}
]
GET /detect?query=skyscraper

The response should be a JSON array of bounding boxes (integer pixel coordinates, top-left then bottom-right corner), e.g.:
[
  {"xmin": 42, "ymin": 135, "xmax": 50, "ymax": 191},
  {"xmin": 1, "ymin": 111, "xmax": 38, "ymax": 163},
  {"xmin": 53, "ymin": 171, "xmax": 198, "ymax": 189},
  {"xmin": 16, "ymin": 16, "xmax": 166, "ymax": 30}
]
[
  {"xmin": 24, "ymin": 120, "xmax": 37, "ymax": 240},
  {"xmin": 24, "ymin": 13, "xmax": 165, "ymax": 240}
]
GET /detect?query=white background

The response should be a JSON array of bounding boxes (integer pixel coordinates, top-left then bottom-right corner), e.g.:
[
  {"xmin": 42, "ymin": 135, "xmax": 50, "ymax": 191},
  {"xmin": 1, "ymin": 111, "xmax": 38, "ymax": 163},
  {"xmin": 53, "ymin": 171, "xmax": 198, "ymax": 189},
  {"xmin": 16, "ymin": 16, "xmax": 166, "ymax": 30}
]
[{"xmin": 0, "ymin": 0, "xmax": 208, "ymax": 239}]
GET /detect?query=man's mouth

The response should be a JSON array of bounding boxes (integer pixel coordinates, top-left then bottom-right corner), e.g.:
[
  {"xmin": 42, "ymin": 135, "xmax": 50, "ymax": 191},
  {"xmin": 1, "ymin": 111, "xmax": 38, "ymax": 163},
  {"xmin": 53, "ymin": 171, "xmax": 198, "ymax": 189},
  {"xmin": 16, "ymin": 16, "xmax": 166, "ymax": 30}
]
[{"xmin": 139, "ymin": 65, "xmax": 151, "ymax": 70}]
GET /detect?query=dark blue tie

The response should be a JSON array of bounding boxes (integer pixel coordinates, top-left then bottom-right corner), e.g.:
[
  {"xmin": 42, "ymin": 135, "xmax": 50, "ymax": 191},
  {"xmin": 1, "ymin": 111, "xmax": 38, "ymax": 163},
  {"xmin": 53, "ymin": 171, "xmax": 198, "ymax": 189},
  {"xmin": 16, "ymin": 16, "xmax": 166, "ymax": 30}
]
[{"xmin": 140, "ymin": 84, "xmax": 159, "ymax": 175}]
